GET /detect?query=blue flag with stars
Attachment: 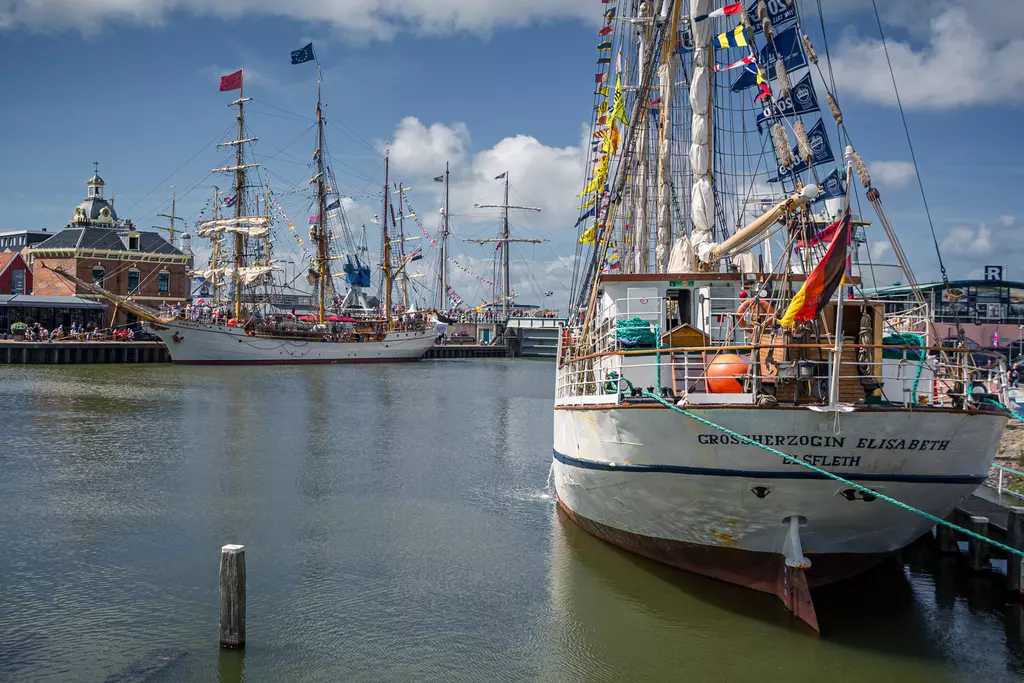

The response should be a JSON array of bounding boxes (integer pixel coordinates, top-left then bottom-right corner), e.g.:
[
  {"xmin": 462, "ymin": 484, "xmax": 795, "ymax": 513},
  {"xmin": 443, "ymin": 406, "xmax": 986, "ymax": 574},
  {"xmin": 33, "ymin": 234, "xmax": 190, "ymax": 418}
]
[{"xmin": 291, "ymin": 43, "xmax": 315, "ymax": 65}]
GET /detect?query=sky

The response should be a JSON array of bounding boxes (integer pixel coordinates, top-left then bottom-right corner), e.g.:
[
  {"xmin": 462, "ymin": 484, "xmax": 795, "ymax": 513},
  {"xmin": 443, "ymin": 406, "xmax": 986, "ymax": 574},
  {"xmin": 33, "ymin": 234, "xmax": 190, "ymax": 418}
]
[{"xmin": 0, "ymin": 0, "xmax": 1021, "ymax": 309}]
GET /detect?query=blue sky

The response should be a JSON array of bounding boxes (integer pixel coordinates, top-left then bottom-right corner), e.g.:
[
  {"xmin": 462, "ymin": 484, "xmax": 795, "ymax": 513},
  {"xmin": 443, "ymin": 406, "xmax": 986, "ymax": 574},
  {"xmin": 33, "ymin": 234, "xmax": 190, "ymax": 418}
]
[{"xmin": 1, "ymin": 0, "xmax": 1021, "ymax": 305}]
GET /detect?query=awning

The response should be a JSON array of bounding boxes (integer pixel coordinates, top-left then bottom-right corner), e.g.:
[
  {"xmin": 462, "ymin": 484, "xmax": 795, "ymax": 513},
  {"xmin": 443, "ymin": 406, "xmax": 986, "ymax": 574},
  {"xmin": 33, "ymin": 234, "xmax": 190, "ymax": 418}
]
[{"xmin": 0, "ymin": 295, "xmax": 107, "ymax": 310}]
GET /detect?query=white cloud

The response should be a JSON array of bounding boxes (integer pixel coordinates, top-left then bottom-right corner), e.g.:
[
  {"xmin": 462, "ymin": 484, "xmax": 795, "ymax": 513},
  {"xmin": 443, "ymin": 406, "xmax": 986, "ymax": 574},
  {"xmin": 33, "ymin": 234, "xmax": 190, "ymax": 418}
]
[
  {"xmin": 0, "ymin": 0, "xmax": 594, "ymax": 37},
  {"xmin": 869, "ymin": 241, "xmax": 890, "ymax": 261},
  {"xmin": 830, "ymin": 7, "xmax": 1024, "ymax": 108},
  {"xmin": 938, "ymin": 216, "xmax": 1022, "ymax": 277},
  {"xmin": 869, "ymin": 160, "xmax": 915, "ymax": 189},
  {"xmin": 373, "ymin": 116, "xmax": 586, "ymax": 310}
]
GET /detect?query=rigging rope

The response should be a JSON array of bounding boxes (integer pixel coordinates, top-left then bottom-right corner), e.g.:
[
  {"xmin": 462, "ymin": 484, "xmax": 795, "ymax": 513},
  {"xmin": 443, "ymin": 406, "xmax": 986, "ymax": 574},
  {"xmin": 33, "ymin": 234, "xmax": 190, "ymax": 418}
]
[
  {"xmin": 629, "ymin": 385, "xmax": 1024, "ymax": 559},
  {"xmin": 868, "ymin": 0, "xmax": 963, "ymax": 343}
]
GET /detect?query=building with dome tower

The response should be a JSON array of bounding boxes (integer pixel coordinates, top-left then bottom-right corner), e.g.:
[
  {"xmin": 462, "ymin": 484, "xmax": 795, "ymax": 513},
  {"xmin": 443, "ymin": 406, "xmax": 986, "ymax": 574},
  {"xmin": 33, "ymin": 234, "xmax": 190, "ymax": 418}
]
[{"xmin": 29, "ymin": 164, "xmax": 190, "ymax": 326}]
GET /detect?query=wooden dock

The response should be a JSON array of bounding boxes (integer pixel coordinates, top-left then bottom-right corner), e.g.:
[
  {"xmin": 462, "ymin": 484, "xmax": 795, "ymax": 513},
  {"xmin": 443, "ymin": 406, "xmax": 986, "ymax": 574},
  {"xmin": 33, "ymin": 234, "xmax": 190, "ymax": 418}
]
[
  {"xmin": 424, "ymin": 344, "xmax": 510, "ymax": 359},
  {"xmin": 0, "ymin": 341, "xmax": 169, "ymax": 364}
]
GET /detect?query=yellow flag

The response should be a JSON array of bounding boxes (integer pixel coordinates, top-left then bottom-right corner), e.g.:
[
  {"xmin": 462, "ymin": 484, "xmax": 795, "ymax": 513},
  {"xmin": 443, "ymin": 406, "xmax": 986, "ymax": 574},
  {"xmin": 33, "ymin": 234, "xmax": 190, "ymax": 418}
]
[
  {"xmin": 579, "ymin": 225, "xmax": 597, "ymax": 244},
  {"xmin": 605, "ymin": 121, "xmax": 620, "ymax": 155},
  {"xmin": 578, "ymin": 197, "xmax": 596, "ymax": 211},
  {"xmin": 611, "ymin": 74, "xmax": 629, "ymax": 127}
]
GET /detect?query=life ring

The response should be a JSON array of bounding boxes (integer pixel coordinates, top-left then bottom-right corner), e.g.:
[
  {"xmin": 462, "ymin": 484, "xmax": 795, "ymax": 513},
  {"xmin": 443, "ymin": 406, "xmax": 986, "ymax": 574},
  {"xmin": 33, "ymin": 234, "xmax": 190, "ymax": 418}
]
[{"xmin": 737, "ymin": 298, "xmax": 775, "ymax": 329}]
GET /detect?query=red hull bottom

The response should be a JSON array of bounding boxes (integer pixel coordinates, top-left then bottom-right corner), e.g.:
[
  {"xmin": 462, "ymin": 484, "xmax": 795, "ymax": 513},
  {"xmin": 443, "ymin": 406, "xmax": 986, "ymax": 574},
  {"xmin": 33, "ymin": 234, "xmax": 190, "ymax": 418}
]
[{"xmin": 557, "ymin": 498, "xmax": 887, "ymax": 632}]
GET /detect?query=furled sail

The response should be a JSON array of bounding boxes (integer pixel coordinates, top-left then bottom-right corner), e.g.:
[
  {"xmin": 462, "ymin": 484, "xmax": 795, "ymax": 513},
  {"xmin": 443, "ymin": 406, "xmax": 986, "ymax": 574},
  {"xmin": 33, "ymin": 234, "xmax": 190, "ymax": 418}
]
[
  {"xmin": 197, "ymin": 216, "xmax": 272, "ymax": 239},
  {"xmin": 689, "ymin": 0, "xmax": 716, "ymax": 265}
]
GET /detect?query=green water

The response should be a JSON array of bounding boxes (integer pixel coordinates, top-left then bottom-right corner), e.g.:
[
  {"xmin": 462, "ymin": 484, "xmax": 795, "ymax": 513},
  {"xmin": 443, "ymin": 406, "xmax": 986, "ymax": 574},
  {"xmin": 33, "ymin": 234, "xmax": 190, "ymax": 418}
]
[{"xmin": 0, "ymin": 360, "xmax": 1021, "ymax": 682}]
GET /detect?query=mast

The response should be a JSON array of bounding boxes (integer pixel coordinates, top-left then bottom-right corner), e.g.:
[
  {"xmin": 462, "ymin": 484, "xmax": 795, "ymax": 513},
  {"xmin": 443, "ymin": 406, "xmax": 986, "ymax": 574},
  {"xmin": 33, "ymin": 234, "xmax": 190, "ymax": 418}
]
[
  {"xmin": 633, "ymin": 2, "xmax": 652, "ymax": 274},
  {"xmin": 382, "ymin": 153, "xmax": 392, "ymax": 329},
  {"xmin": 233, "ymin": 82, "xmax": 247, "ymax": 320},
  {"xmin": 440, "ymin": 162, "xmax": 450, "ymax": 311},
  {"xmin": 157, "ymin": 187, "xmax": 183, "ymax": 249},
  {"xmin": 471, "ymin": 173, "xmax": 542, "ymax": 322},
  {"xmin": 688, "ymin": 0, "xmax": 715, "ymax": 269},
  {"xmin": 211, "ymin": 186, "xmax": 221, "ymax": 304},
  {"xmin": 397, "ymin": 182, "xmax": 409, "ymax": 309},
  {"xmin": 502, "ymin": 174, "xmax": 510, "ymax": 319},
  {"xmin": 655, "ymin": 0, "xmax": 681, "ymax": 271},
  {"xmin": 315, "ymin": 68, "xmax": 328, "ymax": 324}
]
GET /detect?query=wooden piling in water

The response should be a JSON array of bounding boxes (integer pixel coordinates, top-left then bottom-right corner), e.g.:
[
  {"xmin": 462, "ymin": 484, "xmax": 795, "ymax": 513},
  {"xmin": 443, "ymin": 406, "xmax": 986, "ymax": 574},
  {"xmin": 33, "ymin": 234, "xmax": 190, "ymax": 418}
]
[
  {"xmin": 219, "ymin": 544, "xmax": 246, "ymax": 648},
  {"xmin": 937, "ymin": 519, "xmax": 959, "ymax": 554},
  {"xmin": 968, "ymin": 516, "xmax": 989, "ymax": 571},
  {"xmin": 1008, "ymin": 507, "xmax": 1024, "ymax": 595}
]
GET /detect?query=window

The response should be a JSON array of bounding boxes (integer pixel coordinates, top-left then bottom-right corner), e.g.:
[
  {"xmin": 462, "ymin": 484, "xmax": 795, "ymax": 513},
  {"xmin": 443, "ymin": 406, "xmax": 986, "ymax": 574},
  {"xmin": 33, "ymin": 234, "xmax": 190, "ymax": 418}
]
[
  {"xmin": 127, "ymin": 269, "xmax": 140, "ymax": 293},
  {"xmin": 128, "ymin": 236, "xmax": 140, "ymax": 250},
  {"xmin": 158, "ymin": 271, "xmax": 170, "ymax": 294},
  {"xmin": 11, "ymin": 269, "xmax": 25, "ymax": 295},
  {"xmin": 92, "ymin": 267, "xmax": 105, "ymax": 288}
]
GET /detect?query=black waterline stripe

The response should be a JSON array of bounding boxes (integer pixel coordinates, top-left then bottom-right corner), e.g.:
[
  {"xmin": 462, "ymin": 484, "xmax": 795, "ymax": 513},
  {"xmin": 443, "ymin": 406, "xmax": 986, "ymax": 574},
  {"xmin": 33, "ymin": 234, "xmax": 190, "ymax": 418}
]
[{"xmin": 552, "ymin": 450, "xmax": 986, "ymax": 484}]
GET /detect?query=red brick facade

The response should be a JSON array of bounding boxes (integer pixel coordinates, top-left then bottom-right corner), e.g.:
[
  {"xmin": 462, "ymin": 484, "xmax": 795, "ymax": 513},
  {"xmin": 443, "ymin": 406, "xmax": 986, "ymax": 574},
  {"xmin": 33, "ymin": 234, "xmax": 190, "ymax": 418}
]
[{"xmin": 0, "ymin": 251, "xmax": 32, "ymax": 295}]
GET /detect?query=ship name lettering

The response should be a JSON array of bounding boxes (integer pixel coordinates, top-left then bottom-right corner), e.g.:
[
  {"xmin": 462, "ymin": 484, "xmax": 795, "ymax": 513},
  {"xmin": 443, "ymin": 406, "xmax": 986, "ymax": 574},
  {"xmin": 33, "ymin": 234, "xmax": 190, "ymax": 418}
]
[
  {"xmin": 855, "ymin": 438, "xmax": 950, "ymax": 451},
  {"xmin": 696, "ymin": 433, "xmax": 845, "ymax": 448}
]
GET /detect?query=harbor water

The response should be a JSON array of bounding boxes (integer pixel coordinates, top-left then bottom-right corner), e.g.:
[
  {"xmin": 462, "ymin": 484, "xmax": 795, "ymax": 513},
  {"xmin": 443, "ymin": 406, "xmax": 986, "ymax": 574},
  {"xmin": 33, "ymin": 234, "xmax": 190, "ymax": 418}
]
[{"xmin": 1, "ymin": 360, "xmax": 1023, "ymax": 682}]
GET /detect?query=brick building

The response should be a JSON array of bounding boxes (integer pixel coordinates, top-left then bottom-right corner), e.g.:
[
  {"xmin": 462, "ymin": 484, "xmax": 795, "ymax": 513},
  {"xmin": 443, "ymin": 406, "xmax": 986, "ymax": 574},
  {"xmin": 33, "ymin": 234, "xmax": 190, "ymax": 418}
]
[
  {"xmin": 29, "ymin": 168, "xmax": 189, "ymax": 326},
  {"xmin": 0, "ymin": 250, "xmax": 31, "ymax": 294}
]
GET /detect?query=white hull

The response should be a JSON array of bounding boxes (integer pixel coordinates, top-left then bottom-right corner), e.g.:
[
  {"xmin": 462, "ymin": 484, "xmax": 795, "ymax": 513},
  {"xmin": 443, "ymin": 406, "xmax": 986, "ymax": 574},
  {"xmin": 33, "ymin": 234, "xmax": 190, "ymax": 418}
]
[
  {"xmin": 147, "ymin": 319, "xmax": 435, "ymax": 364},
  {"xmin": 553, "ymin": 405, "xmax": 1003, "ymax": 560}
]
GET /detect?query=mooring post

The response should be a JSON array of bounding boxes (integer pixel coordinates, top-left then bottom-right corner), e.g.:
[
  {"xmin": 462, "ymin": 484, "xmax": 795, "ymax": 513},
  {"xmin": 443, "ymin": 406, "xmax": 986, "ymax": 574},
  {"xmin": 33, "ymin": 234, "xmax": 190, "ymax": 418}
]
[
  {"xmin": 968, "ymin": 516, "xmax": 989, "ymax": 572},
  {"xmin": 219, "ymin": 544, "xmax": 246, "ymax": 648},
  {"xmin": 1008, "ymin": 507, "xmax": 1024, "ymax": 596},
  {"xmin": 937, "ymin": 519, "xmax": 959, "ymax": 554}
]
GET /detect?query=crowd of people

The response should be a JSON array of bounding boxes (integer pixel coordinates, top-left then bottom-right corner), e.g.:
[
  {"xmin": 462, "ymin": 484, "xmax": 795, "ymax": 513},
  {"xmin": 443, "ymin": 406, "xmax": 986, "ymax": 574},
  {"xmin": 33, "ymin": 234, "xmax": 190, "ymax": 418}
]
[{"xmin": 10, "ymin": 321, "xmax": 130, "ymax": 342}]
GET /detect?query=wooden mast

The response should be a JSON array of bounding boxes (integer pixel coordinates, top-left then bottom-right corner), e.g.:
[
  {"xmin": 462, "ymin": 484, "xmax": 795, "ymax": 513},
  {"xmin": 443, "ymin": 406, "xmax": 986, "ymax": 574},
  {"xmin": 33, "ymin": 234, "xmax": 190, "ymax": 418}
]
[
  {"xmin": 382, "ymin": 153, "xmax": 392, "ymax": 330},
  {"xmin": 157, "ymin": 187, "xmax": 183, "ymax": 249},
  {"xmin": 233, "ymin": 78, "xmax": 246, "ymax": 321},
  {"xmin": 315, "ymin": 68, "xmax": 328, "ymax": 324},
  {"xmin": 211, "ymin": 186, "xmax": 221, "ymax": 304},
  {"xmin": 441, "ymin": 161, "xmax": 449, "ymax": 311},
  {"xmin": 397, "ymin": 182, "xmax": 409, "ymax": 309}
]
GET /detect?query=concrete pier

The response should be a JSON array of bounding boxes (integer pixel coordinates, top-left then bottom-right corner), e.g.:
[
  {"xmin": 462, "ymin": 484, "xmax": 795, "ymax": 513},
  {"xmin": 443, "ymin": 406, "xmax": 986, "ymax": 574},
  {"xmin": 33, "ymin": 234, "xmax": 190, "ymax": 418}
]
[{"xmin": 0, "ymin": 341, "xmax": 169, "ymax": 364}]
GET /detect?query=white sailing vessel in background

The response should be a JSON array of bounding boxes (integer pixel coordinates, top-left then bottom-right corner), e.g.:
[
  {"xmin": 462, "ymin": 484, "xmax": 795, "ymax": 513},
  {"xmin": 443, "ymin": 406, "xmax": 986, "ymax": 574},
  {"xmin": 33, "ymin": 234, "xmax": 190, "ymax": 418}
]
[
  {"xmin": 554, "ymin": 0, "xmax": 1007, "ymax": 630},
  {"xmin": 56, "ymin": 53, "xmax": 435, "ymax": 364}
]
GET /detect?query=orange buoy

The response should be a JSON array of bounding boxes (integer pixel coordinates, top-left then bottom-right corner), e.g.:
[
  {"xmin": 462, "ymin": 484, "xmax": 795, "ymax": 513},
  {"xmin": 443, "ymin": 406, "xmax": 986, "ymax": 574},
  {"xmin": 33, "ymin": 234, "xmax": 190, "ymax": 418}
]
[
  {"xmin": 706, "ymin": 353, "xmax": 747, "ymax": 393},
  {"xmin": 227, "ymin": 318, "xmax": 237, "ymax": 327}
]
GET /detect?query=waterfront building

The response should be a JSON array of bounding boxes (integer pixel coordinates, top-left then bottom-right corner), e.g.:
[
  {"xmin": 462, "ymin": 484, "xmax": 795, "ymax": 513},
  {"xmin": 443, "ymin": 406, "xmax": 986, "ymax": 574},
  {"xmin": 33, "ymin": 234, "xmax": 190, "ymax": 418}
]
[
  {"xmin": 0, "ymin": 250, "xmax": 31, "ymax": 295},
  {"xmin": 0, "ymin": 294, "xmax": 106, "ymax": 334},
  {"xmin": 0, "ymin": 229, "xmax": 53, "ymax": 254},
  {"xmin": 28, "ymin": 167, "xmax": 189, "ymax": 326},
  {"xmin": 870, "ymin": 277, "xmax": 1024, "ymax": 354}
]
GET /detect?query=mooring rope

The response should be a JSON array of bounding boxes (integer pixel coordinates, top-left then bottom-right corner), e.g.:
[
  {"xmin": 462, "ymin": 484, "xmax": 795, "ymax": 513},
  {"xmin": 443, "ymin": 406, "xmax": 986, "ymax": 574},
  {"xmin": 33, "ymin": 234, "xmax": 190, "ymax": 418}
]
[{"xmin": 621, "ymin": 380, "xmax": 1024, "ymax": 559}]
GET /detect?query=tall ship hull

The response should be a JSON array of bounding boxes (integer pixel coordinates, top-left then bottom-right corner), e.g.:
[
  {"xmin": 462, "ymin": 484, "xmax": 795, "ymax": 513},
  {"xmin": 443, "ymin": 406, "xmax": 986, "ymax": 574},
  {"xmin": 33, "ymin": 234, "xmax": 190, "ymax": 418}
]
[
  {"xmin": 147, "ymin": 319, "xmax": 434, "ymax": 364},
  {"xmin": 555, "ymin": 0, "xmax": 1009, "ymax": 630},
  {"xmin": 553, "ymin": 403, "xmax": 1002, "ymax": 623}
]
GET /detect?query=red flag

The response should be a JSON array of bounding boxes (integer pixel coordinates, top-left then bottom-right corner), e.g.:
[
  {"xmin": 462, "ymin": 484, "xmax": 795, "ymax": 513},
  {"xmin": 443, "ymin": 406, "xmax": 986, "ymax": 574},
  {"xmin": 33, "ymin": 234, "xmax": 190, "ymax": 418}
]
[
  {"xmin": 220, "ymin": 69, "xmax": 243, "ymax": 92},
  {"xmin": 599, "ymin": 26, "xmax": 613, "ymax": 35}
]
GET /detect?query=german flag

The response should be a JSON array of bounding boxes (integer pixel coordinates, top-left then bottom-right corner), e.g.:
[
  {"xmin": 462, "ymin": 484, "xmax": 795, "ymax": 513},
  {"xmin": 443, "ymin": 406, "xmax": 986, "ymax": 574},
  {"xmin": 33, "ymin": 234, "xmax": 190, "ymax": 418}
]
[{"xmin": 779, "ymin": 210, "xmax": 852, "ymax": 327}]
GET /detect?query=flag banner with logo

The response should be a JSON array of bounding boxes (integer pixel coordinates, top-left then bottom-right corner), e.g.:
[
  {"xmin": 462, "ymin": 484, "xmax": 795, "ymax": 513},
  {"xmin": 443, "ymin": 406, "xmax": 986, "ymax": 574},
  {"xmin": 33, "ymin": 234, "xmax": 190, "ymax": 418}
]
[
  {"xmin": 731, "ymin": 25, "xmax": 805, "ymax": 91},
  {"xmin": 745, "ymin": 0, "xmax": 797, "ymax": 33},
  {"xmin": 755, "ymin": 71, "xmax": 819, "ymax": 129},
  {"xmin": 768, "ymin": 118, "xmax": 835, "ymax": 182}
]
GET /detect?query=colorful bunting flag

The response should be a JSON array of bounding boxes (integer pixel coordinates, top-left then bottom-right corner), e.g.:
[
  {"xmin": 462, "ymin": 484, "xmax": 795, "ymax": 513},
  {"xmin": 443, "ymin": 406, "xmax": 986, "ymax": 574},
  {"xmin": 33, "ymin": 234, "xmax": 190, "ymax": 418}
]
[
  {"xmin": 714, "ymin": 24, "xmax": 748, "ymax": 49},
  {"xmin": 694, "ymin": 2, "xmax": 743, "ymax": 22},
  {"xmin": 611, "ymin": 74, "xmax": 629, "ymax": 126},
  {"xmin": 599, "ymin": 26, "xmax": 613, "ymax": 36},
  {"xmin": 715, "ymin": 54, "xmax": 756, "ymax": 72},
  {"xmin": 597, "ymin": 40, "xmax": 612, "ymax": 50},
  {"xmin": 579, "ymin": 225, "xmax": 597, "ymax": 244},
  {"xmin": 597, "ymin": 56, "xmax": 611, "ymax": 65}
]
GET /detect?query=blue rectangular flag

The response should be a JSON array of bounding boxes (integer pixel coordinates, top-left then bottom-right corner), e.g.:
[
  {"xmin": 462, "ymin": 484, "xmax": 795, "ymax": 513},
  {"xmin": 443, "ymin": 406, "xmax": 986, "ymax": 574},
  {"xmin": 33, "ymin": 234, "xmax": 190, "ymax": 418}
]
[
  {"xmin": 325, "ymin": 199, "xmax": 341, "ymax": 211},
  {"xmin": 291, "ymin": 42, "xmax": 315, "ymax": 65},
  {"xmin": 769, "ymin": 118, "xmax": 835, "ymax": 182},
  {"xmin": 745, "ymin": 0, "xmax": 797, "ymax": 33},
  {"xmin": 812, "ymin": 169, "xmax": 846, "ymax": 203},
  {"xmin": 495, "ymin": 172, "xmax": 506, "ymax": 180},
  {"xmin": 755, "ymin": 71, "xmax": 820, "ymax": 130},
  {"xmin": 731, "ymin": 25, "xmax": 806, "ymax": 92}
]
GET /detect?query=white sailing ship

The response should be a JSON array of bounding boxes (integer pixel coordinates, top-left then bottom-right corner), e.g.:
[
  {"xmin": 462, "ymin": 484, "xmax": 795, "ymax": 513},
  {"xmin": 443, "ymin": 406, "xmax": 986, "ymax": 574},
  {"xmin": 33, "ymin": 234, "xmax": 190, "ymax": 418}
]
[
  {"xmin": 554, "ymin": 0, "xmax": 1007, "ymax": 630},
  {"xmin": 55, "ymin": 56, "xmax": 435, "ymax": 364}
]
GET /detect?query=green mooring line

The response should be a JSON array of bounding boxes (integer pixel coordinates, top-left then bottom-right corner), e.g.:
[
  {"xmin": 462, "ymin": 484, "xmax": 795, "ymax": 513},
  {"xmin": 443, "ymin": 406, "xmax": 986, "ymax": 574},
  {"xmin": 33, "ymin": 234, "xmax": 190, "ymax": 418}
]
[{"xmin": 636, "ymin": 389, "xmax": 1024, "ymax": 559}]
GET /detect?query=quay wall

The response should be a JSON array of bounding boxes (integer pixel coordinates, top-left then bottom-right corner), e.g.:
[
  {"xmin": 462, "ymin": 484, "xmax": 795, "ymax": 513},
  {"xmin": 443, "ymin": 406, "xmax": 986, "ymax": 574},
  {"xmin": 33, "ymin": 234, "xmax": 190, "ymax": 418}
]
[{"xmin": 0, "ymin": 341, "xmax": 169, "ymax": 364}]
